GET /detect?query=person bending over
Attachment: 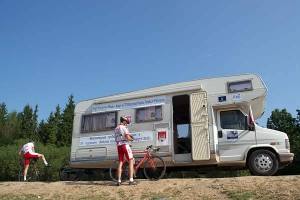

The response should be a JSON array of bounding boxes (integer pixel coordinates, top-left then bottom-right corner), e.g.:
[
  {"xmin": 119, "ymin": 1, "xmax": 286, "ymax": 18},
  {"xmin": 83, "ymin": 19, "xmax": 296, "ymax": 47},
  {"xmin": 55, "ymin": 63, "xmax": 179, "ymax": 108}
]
[{"xmin": 18, "ymin": 141, "xmax": 51, "ymax": 181}]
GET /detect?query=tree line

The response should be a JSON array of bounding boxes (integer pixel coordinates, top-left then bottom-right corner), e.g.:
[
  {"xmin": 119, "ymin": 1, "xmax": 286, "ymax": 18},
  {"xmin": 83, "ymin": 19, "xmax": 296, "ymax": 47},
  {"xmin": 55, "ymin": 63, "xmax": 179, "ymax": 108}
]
[
  {"xmin": 266, "ymin": 108, "xmax": 300, "ymax": 174},
  {"xmin": 0, "ymin": 95, "xmax": 75, "ymax": 146},
  {"xmin": 0, "ymin": 95, "xmax": 75, "ymax": 181}
]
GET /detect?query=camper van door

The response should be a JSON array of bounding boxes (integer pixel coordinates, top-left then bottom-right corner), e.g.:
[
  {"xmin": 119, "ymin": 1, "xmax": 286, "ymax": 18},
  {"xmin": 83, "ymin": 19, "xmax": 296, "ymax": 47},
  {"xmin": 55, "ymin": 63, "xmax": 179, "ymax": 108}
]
[
  {"xmin": 190, "ymin": 92, "xmax": 210, "ymax": 160},
  {"xmin": 217, "ymin": 108, "xmax": 256, "ymax": 161}
]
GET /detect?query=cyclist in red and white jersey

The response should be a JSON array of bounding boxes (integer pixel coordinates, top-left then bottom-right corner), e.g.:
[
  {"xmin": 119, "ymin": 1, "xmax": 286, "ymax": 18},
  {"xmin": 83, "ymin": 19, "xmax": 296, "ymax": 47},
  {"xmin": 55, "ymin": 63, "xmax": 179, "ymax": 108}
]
[
  {"xmin": 114, "ymin": 116, "xmax": 137, "ymax": 186},
  {"xmin": 18, "ymin": 141, "xmax": 51, "ymax": 181}
]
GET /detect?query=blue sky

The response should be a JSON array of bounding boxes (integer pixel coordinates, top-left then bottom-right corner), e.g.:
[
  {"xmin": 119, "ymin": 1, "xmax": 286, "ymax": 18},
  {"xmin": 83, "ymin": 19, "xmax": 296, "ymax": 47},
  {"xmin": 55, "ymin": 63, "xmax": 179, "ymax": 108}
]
[{"xmin": 0, "ymin": 1, "xmax": 299, "ymax": 126}]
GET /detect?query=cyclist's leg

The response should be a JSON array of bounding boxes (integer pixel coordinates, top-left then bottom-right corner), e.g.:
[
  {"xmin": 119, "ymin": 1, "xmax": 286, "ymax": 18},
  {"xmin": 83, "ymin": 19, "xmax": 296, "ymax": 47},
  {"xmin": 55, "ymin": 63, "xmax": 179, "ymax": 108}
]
[
  {"xmin": 109, "ymin": 160, "xmax": 129, "ymax": 182},
  {"xmin": 117, "ymin": 161, "xmax": 124, "ymax": 182},
  {"xmin": 123, "ymin": 144, "xmax": 135, "ymax": 183},
  {"xmin": 24, "ymin": 164, "xmax": 29, "ymax": 181},
  {"xmin": 23, "ymin": 153, "xmax": 31, "ymax": 181},
  {"xmin": 128, "ymin": 159, "xmax": 134, "ymax": 179},
  {"xmin": 36, "ymin": 153, "xmax": 50, "ymax": 166}
]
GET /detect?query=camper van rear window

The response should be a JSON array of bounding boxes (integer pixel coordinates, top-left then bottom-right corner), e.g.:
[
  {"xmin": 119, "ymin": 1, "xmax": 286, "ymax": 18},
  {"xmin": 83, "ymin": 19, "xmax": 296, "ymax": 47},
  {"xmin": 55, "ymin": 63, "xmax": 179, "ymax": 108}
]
[
  {"xmin": 136, "ymin": 106, "xmax": 163, "ymax": 122},
  {"xmin": 227, "ymin": 80, "xmax": 253, "ymax": 93},
  {"xmin": 81, "ymin": 112, "xmax": 117, "ymax": 133}
]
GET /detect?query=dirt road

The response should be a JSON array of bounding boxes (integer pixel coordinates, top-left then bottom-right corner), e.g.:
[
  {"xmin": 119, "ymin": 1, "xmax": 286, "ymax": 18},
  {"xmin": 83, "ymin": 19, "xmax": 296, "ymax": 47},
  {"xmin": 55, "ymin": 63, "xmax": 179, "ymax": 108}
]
[{"xmin": 1, "ymin": 176, "xmax": 299, "ymax": 200}]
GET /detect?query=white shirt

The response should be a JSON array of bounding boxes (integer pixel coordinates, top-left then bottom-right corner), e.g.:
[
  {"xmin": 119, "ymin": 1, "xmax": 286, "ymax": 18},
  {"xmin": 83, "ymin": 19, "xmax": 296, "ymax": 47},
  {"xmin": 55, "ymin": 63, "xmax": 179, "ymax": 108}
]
[
  {"xmin": 114, "ymin": 123, "xmax": 130, "ymax": 146},
  {"xmin": 21, "ymin": 142, "xmax": 34, "ymax": 154}
]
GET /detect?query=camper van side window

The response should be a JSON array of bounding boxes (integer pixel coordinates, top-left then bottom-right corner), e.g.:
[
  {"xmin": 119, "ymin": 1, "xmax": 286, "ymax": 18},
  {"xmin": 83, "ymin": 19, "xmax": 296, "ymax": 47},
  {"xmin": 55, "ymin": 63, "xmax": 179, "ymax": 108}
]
[
  {"xmin": 136, "ymin": 106, "xmax": 163, "ymax": 122},
  {"xmin": 227, "ymin": 80, "xmax": 253, "ymax": 93},
  {"xmin": 220, "ymin": 110, "xmax": 246, "ymax": 130},
  {"xmin": 81, "ymin": 112, "xmax": 117, "ymax": 133}
]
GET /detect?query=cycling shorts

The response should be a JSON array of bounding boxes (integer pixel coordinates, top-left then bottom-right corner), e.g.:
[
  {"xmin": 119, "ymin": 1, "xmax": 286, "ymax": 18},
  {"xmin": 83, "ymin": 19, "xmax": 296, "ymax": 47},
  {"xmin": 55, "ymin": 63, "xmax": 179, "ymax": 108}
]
[
  {"xmin": 23, "ymin": 152, "xmax": 39, "ymax": 165},
  {"xmin": 117, "ymin": 144, "xmax": 133, "ymax": 163}
]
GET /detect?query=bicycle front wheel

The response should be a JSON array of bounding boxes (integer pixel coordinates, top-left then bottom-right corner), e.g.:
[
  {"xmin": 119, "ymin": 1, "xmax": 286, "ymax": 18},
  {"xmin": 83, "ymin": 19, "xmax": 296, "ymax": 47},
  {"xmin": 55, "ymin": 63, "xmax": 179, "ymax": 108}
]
[
  {"xmin": 143, "ymin": 156, "xmax": 166, "ymax": 180},
  {"xmin": 109, "ymin": 160, "xmax": 129, "ymax": 182}
]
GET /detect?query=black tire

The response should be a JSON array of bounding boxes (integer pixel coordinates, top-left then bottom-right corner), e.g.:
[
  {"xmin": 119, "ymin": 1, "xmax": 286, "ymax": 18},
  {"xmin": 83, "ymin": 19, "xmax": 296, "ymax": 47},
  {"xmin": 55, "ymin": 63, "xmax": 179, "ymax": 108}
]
[
  {"xmin": 59, "ymin": 163, "xmax": 79, "ymax": 181},
  {"xmin": 18, "ymin": 169, "xmax": 24, "ymax": 181},
  {"xmin": 143, "ymin": 156, "xmax": 166, "ymax": 180},
  {"xmin": 29, "ymin": 167, "xmax": 40, "ymax": 181},
  {"xmin": 85, "ymin": 169, "xmax": 105, "ymax": 181},
  {"xmin": 248, "ymin": 149, "xmax": 279, "ymax": 176},
  {"xmin": 109, "ymin": 160, "xmax": 129, "ymax": 182}
]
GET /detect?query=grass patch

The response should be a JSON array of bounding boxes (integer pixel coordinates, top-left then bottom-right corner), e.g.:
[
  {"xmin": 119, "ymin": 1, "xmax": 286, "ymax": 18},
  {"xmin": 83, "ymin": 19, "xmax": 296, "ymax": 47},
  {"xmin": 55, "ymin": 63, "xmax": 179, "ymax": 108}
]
[
  {"xmin": 140, "ymin": 194, "xmax": 169, "ymax": 200},
  {"xmin": 224, "ymin": 190, "xmax": 255, "ymax": 200},
  {"xmin": 0, "ymin": 194, "xmax": 37, "ymax": 200}
]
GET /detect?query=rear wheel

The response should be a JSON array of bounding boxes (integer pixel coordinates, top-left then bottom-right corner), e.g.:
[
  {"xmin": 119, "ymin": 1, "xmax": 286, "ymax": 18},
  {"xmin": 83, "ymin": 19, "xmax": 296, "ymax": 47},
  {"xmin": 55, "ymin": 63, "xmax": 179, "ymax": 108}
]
[
  {"xmin": 28, "ymin": 167, "xmax": 40, "ymax": 181},
  {"xmin": 18, "ymin": 169, "xmax": 24, "ymax": 181},
  {"xmin": 59, "ymin": 163, "xmax": 79, "ymax": 181},
  {"xmin": 109, "ymin": 160, "xmax": 129, "ymax": 182},
  {"xmin": 248, "ymin": 149, "xmax": 279, "ymax": 176},
  {"xmin": 143, "ymin": 156, "xmax": 166, "ymax": 180}
]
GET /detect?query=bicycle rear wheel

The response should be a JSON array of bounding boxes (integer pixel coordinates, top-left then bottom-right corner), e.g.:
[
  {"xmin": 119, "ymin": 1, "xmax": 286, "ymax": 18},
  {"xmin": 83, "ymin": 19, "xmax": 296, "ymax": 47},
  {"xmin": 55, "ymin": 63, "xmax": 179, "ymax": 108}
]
[
  {"xmin": 109, "ymin": 160, "xmax": 129, "ymax": 182},
  {"xmin": 28, "ymin": 167, "xmax": 40, "ymax": 181},
  {"xmin": 18, "ymin": 169, "xmax": 24, "ymax": 181},
  {"xmin": 59, "ymin": 163, "xmax": 79, "ymax": 181},
  {"xmin": 143, "ymin": 156, "xmax": 166, "ymax": 180}
]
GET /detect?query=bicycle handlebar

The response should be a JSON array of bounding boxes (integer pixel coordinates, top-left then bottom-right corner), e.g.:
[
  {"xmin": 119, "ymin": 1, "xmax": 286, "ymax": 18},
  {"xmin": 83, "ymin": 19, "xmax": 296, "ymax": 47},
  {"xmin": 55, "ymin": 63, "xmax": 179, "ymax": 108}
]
[{"xmin": 146, "ymin": 145, "xmax": 160, "ymax": 152}]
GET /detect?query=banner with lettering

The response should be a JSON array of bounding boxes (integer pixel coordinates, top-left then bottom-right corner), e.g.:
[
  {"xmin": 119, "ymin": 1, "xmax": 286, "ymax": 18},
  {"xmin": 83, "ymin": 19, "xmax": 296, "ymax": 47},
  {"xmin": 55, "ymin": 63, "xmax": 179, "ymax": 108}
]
[{"xmin": 91, "ymin": 96, "xmax": 166, "ymax": 113}]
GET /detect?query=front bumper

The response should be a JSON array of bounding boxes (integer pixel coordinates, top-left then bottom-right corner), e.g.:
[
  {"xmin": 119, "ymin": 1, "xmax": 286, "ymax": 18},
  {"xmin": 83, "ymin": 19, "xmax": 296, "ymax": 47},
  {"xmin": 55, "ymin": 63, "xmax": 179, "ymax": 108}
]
[{"xmin": 279, "ymin": 153, "xmax": 294, "ymax": 163}]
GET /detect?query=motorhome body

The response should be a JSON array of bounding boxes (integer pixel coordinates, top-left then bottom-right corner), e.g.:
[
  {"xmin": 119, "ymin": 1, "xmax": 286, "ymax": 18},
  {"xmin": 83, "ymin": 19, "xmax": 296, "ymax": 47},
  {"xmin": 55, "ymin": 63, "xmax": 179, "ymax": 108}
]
[{"xmin": 70, "ymin": 74, "xmax": 294, "ymax": 176}]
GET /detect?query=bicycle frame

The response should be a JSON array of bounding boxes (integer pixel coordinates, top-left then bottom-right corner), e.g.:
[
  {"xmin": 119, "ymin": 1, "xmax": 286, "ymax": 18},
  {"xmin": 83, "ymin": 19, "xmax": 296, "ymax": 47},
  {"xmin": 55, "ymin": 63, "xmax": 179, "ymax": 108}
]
[
  {"xmin": 109, "ymin": 145, "xmax": 166, "ymax": 181},
  {"xmin": 18, "ymin": 158, "xmax": 40, "ymax": 181},
  {"xmin": 133, "ymin": 149, "xmax": 155, "ymax": 171}
]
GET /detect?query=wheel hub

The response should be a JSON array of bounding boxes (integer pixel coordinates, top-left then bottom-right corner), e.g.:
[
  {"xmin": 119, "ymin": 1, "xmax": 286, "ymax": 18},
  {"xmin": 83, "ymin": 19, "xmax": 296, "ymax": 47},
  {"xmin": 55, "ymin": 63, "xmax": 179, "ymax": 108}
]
[{"xmin": 254, "ymin": 154, "xmax": 273, "ymax": 172}]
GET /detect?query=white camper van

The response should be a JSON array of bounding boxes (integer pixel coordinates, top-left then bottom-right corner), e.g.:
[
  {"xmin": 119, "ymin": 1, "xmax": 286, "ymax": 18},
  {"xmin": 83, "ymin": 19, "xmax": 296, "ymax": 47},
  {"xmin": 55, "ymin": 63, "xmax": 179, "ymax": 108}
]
[{"xmin": 70, "ymin": 74, "xmax": 294, "ymax": 176}]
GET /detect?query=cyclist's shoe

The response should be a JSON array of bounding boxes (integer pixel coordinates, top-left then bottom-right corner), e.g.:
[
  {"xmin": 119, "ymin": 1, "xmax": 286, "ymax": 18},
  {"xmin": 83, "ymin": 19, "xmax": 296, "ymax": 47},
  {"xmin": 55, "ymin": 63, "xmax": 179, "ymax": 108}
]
[
  {"xmin": 116, "ymin": 182, "xmax": 122, "ymax": 186},
  {"xmin": 129, "ymin": 180, "xmax": 138, "ymax": 185},
  {"xmin": 45, "ymin": 164, "xmax": 52, "ymax": 167}
]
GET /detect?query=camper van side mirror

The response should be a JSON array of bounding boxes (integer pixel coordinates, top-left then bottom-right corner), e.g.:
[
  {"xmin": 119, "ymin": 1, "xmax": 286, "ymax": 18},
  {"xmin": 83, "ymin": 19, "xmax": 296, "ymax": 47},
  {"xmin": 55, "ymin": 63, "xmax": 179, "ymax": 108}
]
[{"xmin": 245, "ymin": 116, "xmax": 255, "ymax": 131}]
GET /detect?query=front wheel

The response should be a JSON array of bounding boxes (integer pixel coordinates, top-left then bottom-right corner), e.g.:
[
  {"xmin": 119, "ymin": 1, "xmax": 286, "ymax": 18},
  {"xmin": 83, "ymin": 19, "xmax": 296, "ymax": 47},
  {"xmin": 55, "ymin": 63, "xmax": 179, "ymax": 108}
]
[
  {"xmin": 109, "ymin": 160, "xmax": 129, "ymax": 182},
  {"xmin": 143, "ymin": 156, "xmax": 166, "ymax": 180},
  {"xmin": 248, "ymin": 149, "xmax": 279, "ymax": 176}
]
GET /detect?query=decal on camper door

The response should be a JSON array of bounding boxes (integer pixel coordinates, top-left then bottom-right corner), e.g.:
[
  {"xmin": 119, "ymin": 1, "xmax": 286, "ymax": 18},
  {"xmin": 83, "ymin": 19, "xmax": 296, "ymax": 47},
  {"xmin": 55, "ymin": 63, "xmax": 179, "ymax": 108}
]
[{"xmin": 227, "ymin": 131, "xmax": 238, "ymax": 139}]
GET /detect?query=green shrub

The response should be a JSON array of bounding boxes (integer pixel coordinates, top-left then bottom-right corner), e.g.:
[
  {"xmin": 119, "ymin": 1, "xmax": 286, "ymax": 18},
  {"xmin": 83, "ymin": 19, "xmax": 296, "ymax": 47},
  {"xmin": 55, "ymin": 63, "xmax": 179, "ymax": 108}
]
[{"xmin": 0, "ymin": 139, "xmax": 70, "ymax": 181}]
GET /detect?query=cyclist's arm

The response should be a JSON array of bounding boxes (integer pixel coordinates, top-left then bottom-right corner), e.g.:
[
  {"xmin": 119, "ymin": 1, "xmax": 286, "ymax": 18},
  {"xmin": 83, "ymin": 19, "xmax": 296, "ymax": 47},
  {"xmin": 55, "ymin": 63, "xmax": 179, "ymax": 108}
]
[{"xmin": 125, "ymin": 134, "xmax": 134, "ymax": 141}]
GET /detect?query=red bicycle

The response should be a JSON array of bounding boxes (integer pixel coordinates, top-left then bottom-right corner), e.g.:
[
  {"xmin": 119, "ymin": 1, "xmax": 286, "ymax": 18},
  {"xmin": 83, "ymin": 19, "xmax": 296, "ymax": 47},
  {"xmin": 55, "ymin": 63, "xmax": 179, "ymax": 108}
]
[{"xmin": 109, "ymin": 145, "xmax": 166, "ymax": 181}]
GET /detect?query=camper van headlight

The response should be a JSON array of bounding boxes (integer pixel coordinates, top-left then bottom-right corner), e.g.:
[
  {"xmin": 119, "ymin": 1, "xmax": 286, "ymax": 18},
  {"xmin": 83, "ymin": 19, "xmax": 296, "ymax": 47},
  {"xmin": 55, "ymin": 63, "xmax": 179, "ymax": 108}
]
[{"xmin": 285, "ymin": 139, "xmax": 290, "ymax": 150}]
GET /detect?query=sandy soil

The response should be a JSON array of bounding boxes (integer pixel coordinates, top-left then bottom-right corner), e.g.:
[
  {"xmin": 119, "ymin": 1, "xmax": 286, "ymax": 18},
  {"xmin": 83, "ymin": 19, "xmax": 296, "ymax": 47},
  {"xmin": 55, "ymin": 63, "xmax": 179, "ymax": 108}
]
[{"xmin": 1, "ymin": 176, "xmax": 300, "ymax": 200}]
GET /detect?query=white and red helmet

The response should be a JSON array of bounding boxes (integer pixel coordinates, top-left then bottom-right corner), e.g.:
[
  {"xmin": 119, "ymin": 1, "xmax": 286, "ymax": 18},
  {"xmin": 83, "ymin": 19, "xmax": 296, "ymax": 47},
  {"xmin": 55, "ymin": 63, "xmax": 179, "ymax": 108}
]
[{"xmin": 120, "ymin": 116, "xmax": 131, "ymax": 124}]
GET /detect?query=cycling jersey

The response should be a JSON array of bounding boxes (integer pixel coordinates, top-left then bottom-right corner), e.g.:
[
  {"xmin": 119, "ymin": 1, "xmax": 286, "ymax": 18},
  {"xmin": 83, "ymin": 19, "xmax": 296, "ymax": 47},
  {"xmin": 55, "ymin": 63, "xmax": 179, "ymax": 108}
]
[
  {"xmin": 21, "ymin": 142, "xmax": 38, "ymax": 165},
  {"xmin": 21, "ymin": 142, "xmax": 34, "ymax": 154},
  {"xmin": 114, "ymin": 123, "xmax": 130, "ymax": 146}
]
